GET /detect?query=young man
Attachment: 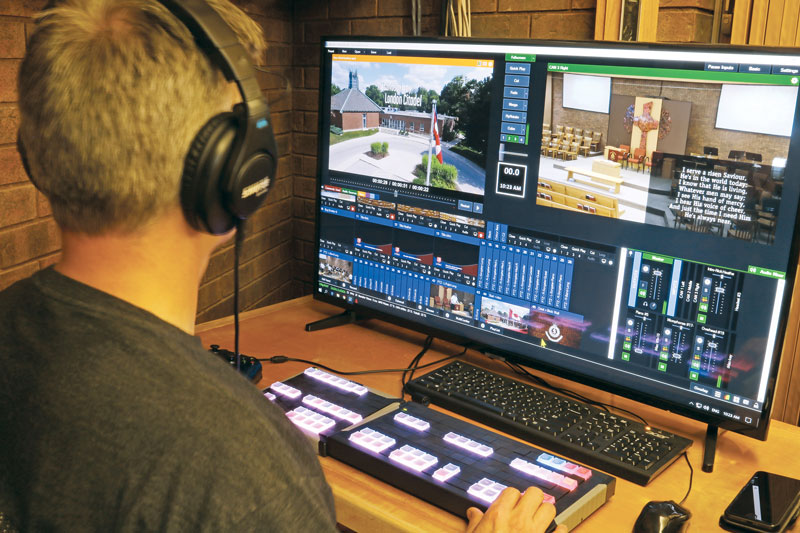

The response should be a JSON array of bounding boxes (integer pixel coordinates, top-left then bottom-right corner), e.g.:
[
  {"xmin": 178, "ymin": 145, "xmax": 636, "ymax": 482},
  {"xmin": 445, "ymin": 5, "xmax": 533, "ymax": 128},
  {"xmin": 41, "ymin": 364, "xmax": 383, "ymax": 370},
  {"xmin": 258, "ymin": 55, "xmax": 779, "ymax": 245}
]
[{"xmin": 1, "ymin": 1, "xmax": 565, "ymax": 531}]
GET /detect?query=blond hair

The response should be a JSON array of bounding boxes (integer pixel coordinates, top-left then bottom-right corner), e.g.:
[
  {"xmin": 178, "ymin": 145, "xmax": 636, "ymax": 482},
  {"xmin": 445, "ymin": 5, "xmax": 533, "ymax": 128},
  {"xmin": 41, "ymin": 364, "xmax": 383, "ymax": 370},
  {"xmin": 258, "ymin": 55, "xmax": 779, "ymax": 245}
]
[{"xmin": 18, "ymin": 0, "xmax": 266, "ymax": 234}]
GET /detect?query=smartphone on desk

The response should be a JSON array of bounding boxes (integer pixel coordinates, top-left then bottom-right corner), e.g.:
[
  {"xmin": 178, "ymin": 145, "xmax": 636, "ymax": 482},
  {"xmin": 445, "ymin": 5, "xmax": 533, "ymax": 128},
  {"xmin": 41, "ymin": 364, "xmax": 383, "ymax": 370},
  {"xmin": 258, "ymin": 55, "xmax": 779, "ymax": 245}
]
[{"xmin": 720, "ymin": 471, "xmax": 800, "ymax": 532}]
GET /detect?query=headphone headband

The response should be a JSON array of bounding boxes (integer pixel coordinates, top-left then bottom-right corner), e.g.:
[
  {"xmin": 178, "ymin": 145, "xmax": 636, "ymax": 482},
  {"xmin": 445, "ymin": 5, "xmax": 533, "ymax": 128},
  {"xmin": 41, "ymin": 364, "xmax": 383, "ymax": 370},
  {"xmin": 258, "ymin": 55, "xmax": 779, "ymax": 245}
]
[{"xmin": 158, "ymin": 0, "xmax": 278, "ymax": 234}]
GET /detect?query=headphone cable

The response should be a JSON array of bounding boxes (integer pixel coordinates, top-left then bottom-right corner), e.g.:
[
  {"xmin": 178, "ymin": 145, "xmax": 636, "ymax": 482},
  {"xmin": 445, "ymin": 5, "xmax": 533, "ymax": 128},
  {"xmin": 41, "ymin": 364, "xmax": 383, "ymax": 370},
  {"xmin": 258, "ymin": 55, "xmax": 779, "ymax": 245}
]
[{"xmin": 234, "ymin": 220, "xmax": 245, "ymax": 373}]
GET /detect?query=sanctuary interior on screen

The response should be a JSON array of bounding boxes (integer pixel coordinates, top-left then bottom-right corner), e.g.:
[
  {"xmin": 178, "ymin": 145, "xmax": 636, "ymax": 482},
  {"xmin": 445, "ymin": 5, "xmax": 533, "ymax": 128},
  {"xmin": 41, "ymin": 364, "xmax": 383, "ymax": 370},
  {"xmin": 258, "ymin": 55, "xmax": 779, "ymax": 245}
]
[{"xmin": 537, "ymin": 71, "xmax": 791, "ymax": 245}]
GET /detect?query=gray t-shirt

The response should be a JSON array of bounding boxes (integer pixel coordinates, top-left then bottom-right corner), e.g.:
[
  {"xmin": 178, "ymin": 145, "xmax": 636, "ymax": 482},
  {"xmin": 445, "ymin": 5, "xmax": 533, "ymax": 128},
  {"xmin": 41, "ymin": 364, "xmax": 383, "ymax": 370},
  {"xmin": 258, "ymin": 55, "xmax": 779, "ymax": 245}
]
[{"xmin": 0, "ymin": 268, "xmax": 337, "ymax": 531}]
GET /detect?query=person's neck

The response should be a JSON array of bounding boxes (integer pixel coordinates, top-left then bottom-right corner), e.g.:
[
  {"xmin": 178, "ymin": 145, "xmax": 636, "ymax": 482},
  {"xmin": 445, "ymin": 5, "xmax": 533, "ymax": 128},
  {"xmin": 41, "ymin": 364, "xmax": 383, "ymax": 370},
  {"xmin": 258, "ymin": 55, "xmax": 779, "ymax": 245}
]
[{"xmin": 54, "ymin": 210, "xmax": 220, "ymax": 334}]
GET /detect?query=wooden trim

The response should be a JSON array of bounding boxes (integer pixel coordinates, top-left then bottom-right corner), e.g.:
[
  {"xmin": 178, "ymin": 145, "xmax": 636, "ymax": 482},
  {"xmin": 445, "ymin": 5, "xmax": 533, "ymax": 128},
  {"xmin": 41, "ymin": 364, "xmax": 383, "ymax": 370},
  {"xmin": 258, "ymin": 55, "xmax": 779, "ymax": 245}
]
[
  {"xmin": 603, "ymin": 0, "xmax": 622, "ymax": 40},
  {"xmin": 749, "ymin": 0, "xmax": 770, "ymax": 44},
  {"xmin": 765, "ymin": 0, "xmax": 787, "ymax": 45},
  {"xmin": 773, "ymin": 264, "xmax": 800, "ymax": 423},
  {"xmin": 637, "ymin": 0, "xmax": 659, "ymax": 42},
  {"xmin": 595, "ymin": 0, "xmax": 607, "ymax": 40},
  {"xmin": 731, "ymin": 0, "xmax": 753, "ymax": 44},
  {"xmin": 780, "ymin": 0, "xmax": 800, "ymax": 45}
]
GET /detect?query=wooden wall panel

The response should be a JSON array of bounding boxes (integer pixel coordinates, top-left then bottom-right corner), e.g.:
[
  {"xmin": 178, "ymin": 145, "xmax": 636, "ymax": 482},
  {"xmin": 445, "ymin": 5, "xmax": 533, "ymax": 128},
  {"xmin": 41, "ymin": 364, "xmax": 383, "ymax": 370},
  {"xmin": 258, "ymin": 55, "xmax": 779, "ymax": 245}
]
[
  {"xmin": 772, "ymin": 265, "xmax": 800, "ymax": 424},
  {"xmin": 764, "ymin": 0, "xmax": 786, "ymax": 45},
  {"xmin": 637, "ymin": 0, "xmax": 659, "ymax": 41},
  {"xmin": 731, "ymin": 0, "xmax": 753, "ymax": 43},
  {"xmin": 603, "ymin": 0, "xmax": 622, "ymax": 40},
  {"xmin": 780, "ymin": 0, "xmax": 800, "ymax": 44},
  {"xmin": 749, "ymin": 0, "xmax": 769, "ymax": 44},
  {"xmin": 595, "ymin": 0, "xmax": 607, "ymax": 39}
]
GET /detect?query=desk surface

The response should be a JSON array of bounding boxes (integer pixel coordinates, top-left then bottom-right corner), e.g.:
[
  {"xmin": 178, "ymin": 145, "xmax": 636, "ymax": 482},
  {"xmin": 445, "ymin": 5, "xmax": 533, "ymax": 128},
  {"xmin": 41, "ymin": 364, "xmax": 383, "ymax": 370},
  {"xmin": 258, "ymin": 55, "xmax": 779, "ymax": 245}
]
[{"xmin": 197, "ymin": 296, "xmax": 800, "ymax": 532}]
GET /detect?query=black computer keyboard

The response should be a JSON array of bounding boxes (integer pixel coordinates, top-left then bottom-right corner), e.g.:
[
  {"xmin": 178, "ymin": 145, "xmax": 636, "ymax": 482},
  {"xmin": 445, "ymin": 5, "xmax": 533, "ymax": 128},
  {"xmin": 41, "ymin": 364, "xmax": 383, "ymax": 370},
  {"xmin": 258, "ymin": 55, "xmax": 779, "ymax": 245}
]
[{"xmin": 406, "ymin": 361, "xmax": 693, "ymax": 486}]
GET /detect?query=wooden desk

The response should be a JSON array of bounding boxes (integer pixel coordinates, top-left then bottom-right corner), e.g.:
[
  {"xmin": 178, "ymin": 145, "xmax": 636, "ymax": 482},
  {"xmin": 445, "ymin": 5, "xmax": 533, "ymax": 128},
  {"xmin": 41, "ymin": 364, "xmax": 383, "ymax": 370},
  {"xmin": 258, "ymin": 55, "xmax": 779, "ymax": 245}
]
[
  {"xmin": 197, "ymin": 296, "xmax": 800, "ymax": 532},
  {"xmin": 564, "ymin": 166, "xmax": 624, "ymax": 193}
]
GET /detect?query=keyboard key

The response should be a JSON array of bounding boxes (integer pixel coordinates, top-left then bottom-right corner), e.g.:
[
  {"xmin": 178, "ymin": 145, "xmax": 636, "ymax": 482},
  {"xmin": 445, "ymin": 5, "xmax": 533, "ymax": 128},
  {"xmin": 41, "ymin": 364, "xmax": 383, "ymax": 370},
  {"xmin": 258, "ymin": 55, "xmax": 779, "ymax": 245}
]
[
  {"xmin": 394, "ymin": 411, "xmax": 431, "ymax": 431},
  {"xmin": 468, "ymin": 478, "xmax": 508, "ymax": 504},
  {"xmin": 302, "ymin": 394, "xmax": 362, "ymax": 424},
  {"xmin": 389, "ymin": 444, "xmax": 438, "ymax": 472},
  {"xmin": 443, "ymin": 432, "xmax": 494, "ymax": 457},
  {"xmin": 263, "ymin": 391, "xmax": 277, "ymax": 402},
  {"xmin": 432, "ymin": 463, "xmax": 461, "ymax": 482},
  {"xmin": 349, "ymin": 428, "xmax": 396, "ymax": 453},
  {"xmin": 270, "ymin": 381, "xmax": 302, "ymax": 399},
  {"xmin": 304, "ymin": 367, "xmax": 368, "ymax": 396},
  {"xmin": 511, "ymin": 458, "xmax": 577, "ymax": 491},
  {"xmin": 537, "ymin": 453, "xmax": 592, "ymax": 481},
  {"xmin": 285, "ymin": 406, "xmax": 335, "ymax": 434}
]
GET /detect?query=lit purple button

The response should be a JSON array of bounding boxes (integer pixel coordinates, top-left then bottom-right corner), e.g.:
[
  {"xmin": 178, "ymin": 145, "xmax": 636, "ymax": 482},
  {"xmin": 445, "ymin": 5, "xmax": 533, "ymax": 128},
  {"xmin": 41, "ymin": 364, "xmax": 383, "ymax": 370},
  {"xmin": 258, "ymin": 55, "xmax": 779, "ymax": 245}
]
[
  {"xmin": 443, "ymin": 432, "xmax": 493, "ymax": 457},
  {"xmin": 468, "ymin": 478, "xmax": 507, "ymax": 504},
  {"xmin": 394, "ymin": 411, "xmax": 431, "ymax": 431},
  {"xmin": 389, "ymin": 444, "xmax": 438, "ymax": 472},
  {"xmin": 263, "ymin": 391, "xmax": 277, "ymax": 402},
  {"xmin": 349, "ymin": 427, "xmax": 396, "ymax": 453},
  {"xmin": 270, "ymin": 381, "xmax": 302, "ymax": 399},
  {"xmin": 512, "ymin": 458, "xmax": 577, "ymax": 491},
  {"xmin": 303, "ymin": 367, "xmax": 368, "ymax": 396},
  {"xmin": 285, "ymin": 406, "xmax": 335, "ymax": 434},
  {"xmin": 301, "ymin": 394, "xmax": 363, "ymax": 424},
  {"xmin": 432, "ymin": 463, "xmax": 460, "ymax": 482}
]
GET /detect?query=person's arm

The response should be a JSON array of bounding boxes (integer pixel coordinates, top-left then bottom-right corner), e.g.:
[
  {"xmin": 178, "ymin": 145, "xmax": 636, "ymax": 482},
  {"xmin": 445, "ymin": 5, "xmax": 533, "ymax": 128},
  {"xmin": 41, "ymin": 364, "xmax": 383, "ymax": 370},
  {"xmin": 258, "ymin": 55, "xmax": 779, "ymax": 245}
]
[{"xmin": 465, "ymin": 487, "xmax": 568, "ymax": 533}]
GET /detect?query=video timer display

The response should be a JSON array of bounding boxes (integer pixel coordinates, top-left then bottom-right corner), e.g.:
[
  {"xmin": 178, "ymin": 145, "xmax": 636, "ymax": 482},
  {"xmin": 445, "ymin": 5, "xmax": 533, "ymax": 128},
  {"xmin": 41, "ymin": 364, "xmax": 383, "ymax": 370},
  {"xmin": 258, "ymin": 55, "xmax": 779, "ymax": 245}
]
[{"xmin": 315, "ymin": 39, "xmax": 800, "ymax": 434}]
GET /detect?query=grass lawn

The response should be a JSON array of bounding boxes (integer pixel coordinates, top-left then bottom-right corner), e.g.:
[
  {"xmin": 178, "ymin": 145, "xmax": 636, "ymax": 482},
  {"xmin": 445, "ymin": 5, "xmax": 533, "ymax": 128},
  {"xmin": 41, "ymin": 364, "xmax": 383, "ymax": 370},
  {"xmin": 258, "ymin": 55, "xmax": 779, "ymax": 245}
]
[
  {"xmin": 449, "ymin": 143, "xmax": 486, "ymax": 168},
  {"xmin": 330, "ymin": 128, "xmax": 379, "ymax": 146}
]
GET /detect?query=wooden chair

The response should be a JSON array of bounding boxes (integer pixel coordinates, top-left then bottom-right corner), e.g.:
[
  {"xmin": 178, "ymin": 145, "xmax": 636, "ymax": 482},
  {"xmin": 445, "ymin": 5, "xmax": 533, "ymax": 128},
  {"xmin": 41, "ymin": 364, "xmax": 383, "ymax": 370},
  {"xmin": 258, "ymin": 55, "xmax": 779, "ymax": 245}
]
[
  {"xmin": 574, "ymin": 128, "xmax": 583, "ymax": 137},
  {"xmin": 555, "ymin": 140, "xmax": 571, "ymax": 160},
  {"xmin": 591, "ymin": 131, "xmax": 602, "ymax": 152},
  {"xmin": 565, "ymin": 126, "xmax": 574, "ymax": 135},
  {"xmin": 545, "ymin": 139, "xmax": 559, "ymax": 158},
  {"xmin": 543, "ymin": 123, "xmax": 550, "ymax": 131},
  {"xmin": 626, "ymin": 147, "xmax": 646, "ymax": 171},
  {"xmin": 555, "ymin": 124, "xmax": 564, "ymax": 134},
  {"xmin": 578, "ymin": 137, "xmax": 592, "ymax": 157},
  {"xmin": 757, "ymin": 211, "xmax": 777, "ymax": 243},
  {"xmin": 729, "ymin": 214, "xmax": 757, "ymax": 241},
  {"xmin": 566, "ymin": 141, "xmax": 580, "ymax": 161},
  {"xmin": 619, "ymin": 144, "xmax": 631, "ymax": 168}
]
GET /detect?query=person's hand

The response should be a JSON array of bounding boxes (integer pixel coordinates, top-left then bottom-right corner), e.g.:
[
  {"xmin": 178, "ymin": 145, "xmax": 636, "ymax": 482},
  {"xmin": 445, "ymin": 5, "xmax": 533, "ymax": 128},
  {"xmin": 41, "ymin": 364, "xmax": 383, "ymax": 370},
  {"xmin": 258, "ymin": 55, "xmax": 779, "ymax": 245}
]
[{"xmin": 465, "ymin": 486, "xmax": 568, "ymax": 533}]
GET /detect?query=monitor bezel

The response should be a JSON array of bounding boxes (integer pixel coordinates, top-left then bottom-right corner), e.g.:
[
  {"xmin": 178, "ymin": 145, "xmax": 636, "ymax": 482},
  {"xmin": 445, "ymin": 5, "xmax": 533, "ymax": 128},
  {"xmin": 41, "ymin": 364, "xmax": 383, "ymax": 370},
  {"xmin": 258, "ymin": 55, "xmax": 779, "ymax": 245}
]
[{"xmin": 312, "ymin": 35, "xmax": 800, "ymax": 441}]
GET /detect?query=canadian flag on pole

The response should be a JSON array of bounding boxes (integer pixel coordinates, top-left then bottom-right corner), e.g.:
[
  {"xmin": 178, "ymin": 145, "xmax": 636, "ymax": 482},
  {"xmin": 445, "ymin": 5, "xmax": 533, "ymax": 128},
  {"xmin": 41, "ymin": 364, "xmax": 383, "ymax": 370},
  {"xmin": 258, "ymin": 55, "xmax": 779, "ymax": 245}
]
[{"xmin": 433, "ymin": 109, "xmax": 443, "ymax": 164}]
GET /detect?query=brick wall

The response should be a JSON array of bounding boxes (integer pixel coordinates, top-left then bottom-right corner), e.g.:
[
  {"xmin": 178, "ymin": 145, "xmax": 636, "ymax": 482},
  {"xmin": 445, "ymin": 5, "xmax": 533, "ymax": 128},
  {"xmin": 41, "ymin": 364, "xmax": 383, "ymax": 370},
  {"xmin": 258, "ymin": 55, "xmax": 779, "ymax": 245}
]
[
  {"xmin": 0, "ymin": 0, "xmax": 296, "ymax": 324},
  {"xmin": 196, "ymin": 0, "xmax": 296, "ymax": 322},
  {"xmin": 0, "ymin": 1, "xmax": 59, "ymax": 292}
]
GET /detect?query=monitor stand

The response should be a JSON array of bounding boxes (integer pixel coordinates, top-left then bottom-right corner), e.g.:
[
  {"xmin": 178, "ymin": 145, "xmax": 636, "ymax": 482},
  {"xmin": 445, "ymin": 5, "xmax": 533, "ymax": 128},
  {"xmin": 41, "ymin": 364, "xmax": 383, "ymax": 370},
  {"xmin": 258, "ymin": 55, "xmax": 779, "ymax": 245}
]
[
  {"xmin": 702, "ymin": 424, "xmax": 718, "ymax": 473},
  {"xmin": 306, "ymin": 309, "xmax": 361, "ymax": 332}
]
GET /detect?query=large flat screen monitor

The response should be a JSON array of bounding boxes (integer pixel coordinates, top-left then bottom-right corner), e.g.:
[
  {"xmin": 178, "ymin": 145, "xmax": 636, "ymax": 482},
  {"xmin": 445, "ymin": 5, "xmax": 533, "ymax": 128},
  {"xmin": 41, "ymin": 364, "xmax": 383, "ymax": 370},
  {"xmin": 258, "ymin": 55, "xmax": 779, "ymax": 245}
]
[{"xmin": 313, "ymin": 37, "xmax": 800, "ymax": 441}]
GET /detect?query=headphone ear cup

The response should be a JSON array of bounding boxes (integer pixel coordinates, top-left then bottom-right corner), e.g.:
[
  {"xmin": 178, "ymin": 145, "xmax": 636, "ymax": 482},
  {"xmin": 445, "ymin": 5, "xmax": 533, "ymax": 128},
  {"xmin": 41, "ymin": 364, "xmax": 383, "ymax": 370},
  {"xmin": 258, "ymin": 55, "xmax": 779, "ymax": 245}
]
[{"xmin": 180, "ymin": 113, "xmax": 238, "ymax": 235}]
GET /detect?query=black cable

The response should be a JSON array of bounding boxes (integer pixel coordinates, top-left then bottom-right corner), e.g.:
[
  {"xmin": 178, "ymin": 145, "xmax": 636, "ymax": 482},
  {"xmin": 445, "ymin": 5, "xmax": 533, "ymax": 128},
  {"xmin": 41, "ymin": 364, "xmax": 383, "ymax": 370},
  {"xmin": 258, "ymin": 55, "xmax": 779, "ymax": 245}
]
[
  {"xmin": 678, "ymin": 451, "xmax": 693, "ymax": 505},
  {"xmin": 257, "ymin": 337, "xmax": 467, "ymax": 379},
  {"xmin": 233, "ymin": 221, "xmax": 245, "ymax": 373},
  {"xmin": 253, "ymin": 66, "xmax": 291, "ymax": 108},
  {"xmin": 402, "ymin": 335, "xmax": 434, "ymax": 393}
]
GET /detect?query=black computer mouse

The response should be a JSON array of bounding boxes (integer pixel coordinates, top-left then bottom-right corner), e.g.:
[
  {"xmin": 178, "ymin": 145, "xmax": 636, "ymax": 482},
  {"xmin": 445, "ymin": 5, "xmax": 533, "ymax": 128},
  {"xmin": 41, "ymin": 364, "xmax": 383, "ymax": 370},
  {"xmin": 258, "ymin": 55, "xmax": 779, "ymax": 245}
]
[{"xmin": 633, "ymin": 500, "xmax": 691, "ymax": 533}]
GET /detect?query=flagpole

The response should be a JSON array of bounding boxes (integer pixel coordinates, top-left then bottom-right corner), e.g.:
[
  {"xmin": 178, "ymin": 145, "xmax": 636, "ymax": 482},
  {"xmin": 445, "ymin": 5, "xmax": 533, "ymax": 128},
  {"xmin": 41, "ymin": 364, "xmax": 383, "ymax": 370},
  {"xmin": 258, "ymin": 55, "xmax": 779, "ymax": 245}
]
[{"xmin": 426, "ymin": 101, "xmax": 435, "ymax": 186}]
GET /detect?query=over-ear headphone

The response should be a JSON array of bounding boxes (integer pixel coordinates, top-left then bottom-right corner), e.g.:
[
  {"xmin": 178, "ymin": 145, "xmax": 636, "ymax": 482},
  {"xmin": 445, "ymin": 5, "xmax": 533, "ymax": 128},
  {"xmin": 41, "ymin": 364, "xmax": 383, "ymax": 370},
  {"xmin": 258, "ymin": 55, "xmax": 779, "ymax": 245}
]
[
  {"xmin": 17, "ymin": 0, "xmax": 278, "ymax": 235},
  {"xmin": 161, "ymin": 0, "xmax": 277, "ymax": 235}
]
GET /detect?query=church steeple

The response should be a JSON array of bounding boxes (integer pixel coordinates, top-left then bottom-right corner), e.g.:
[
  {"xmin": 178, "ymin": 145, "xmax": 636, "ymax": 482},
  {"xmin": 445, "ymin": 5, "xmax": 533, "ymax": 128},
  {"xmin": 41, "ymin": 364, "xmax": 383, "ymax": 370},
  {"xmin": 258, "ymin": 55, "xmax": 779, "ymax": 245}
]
[{"xmin": 348, "ymin": 70, "xmax": 359, "ymax": 90}]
